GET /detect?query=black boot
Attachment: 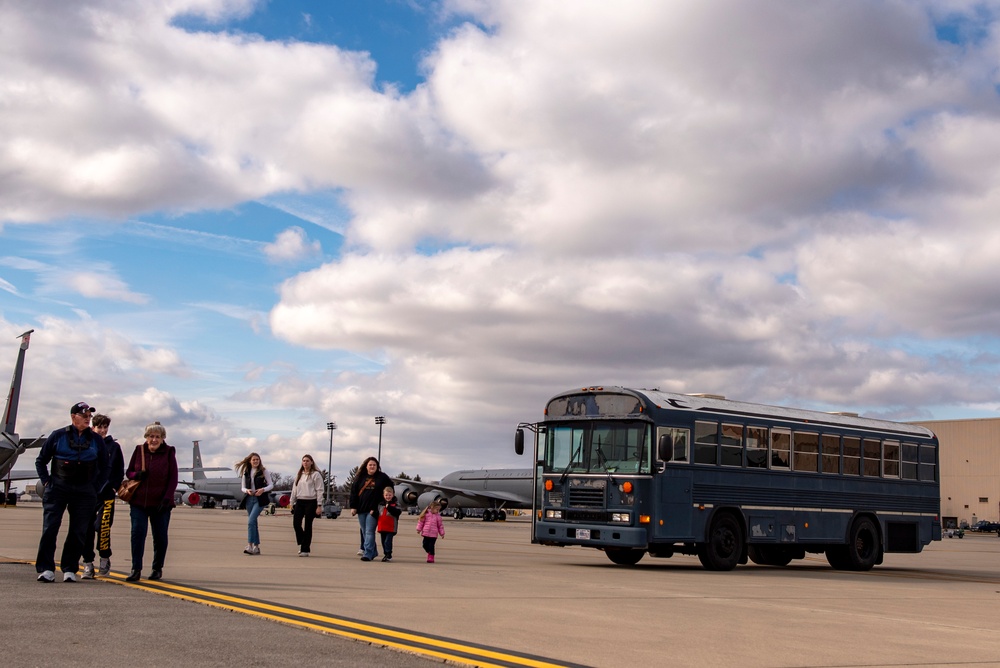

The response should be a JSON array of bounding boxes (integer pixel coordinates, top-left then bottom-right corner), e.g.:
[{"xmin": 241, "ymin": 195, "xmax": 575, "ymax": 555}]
[
  {"xmin": 149, "ymin": 569, "xmax": 162, "ymax": 580},
  {"xmin": 125, "ymin": 570, "xmax": 141, "ymax": 582}
]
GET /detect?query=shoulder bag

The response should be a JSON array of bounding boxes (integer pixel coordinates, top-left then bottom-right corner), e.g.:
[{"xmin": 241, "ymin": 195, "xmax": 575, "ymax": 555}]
[{"xmin": 117, "ymin": 445, "xmax": 145, "ymax": 502}]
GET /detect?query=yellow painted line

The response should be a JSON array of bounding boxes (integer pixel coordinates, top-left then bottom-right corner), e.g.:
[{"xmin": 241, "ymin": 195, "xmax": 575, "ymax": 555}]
[{"xmin": 101, "ymin": 571, "xmax": 579, "ymax": 668}]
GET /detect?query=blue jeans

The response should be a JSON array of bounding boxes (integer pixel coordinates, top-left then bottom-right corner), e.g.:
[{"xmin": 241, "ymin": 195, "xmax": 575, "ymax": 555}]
[
  {"xmin": 130, "ymin": 504, "xmax": 171, "ymax": 571},
  {"xmin": 246, "ymin": 495, "xmax": 264, "ymax": 544},
  {"xmin": 358, "ymin": 512, "xmax": 378, "ymax": 559}
]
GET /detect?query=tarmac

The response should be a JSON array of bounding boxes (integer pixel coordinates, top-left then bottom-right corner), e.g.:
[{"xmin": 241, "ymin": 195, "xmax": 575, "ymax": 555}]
[{"xmin": 4, "ymin": 502, "xmax": 1000, "ymax": 667}]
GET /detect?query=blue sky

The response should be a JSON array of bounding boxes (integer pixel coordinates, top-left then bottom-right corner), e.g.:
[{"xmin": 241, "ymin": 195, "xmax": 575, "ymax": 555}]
[{"xmin": 3, "ymin": 1, "xmax": 1000, "ymax": 483}]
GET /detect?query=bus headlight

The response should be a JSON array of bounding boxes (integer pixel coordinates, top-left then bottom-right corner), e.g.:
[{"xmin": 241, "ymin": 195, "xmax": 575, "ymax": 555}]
[
  {"xmin": 610, "ymin": 512, "xmax": 631, "ymax": 523},
  {"xmin": 545, "ymin": 509, "xmax": 564, "ymax": 520}
]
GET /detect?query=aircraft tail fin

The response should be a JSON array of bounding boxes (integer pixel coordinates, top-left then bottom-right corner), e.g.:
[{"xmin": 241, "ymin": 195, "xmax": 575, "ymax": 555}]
[
  {"xmin": 192, "ymin": 440, "xmax": 206, "ymax": 480},
  {"xmin": 3, "ymin": 330, "xmax": 33, "ymax": 438}
]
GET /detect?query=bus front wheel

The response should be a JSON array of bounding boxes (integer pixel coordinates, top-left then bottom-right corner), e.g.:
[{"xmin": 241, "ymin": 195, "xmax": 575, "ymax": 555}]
[
  {"xmin": 605, "ymin": 548, "xmax": 645, "ymax": 566},
  {"xmin": 698, "ymin": 513, "xmax": 743, "ymax": 571}
]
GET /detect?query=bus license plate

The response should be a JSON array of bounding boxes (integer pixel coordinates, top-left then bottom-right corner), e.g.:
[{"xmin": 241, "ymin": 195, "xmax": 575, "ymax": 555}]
[{"xmin": 576, "ymin": 529, "xmax": 591, "ymax": 540}]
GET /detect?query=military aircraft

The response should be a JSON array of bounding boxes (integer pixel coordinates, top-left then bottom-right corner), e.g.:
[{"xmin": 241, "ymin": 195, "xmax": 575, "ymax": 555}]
[
  {"xmin": 393, "ymin": 468, "xmax": 534, "ymax": 521},
  {"xmin": 176, "ymin": 440, "xmax": 290, "ymax": 508},
  {"xmin": 1, "ymin": 331, "xmax": 46, "ymax": 504}
]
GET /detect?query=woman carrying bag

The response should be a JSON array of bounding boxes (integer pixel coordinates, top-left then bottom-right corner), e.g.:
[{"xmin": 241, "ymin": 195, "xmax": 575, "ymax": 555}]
[{"xmin": 124, "ymin": 422, "xmax": 178, "ymax": 582}]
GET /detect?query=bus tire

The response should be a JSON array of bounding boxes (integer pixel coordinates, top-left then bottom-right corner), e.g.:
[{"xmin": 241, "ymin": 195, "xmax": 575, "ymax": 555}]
[
  {"xmin": 698, "ymin": 513, "xmax": 743, "ymax": 571},
  {"xmin": 845, "ymin": 516, "xmax": 880, "ymax": 571},
  {"xmin": 605, "ymin": 548, "xmax": 645, "ymax": 566},
  {"xmin": 748, "ymin": 545, "xmax": 793, "ymax": 567}
]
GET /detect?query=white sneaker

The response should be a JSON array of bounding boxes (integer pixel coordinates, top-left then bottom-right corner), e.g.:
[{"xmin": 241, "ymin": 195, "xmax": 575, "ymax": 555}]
[
  {"xmin": 300, "ymin": 551, "xmax": 309, "ymax": 557},
  {"xmin": 98, "ymin": 558, "xmax": 111, "ymax": 576},
  {"xmin": 251, "ymin": 545, "xmax": 260, "ymax": 555},
  {"xmin": 63, "ymin": 571, "xmax": 77, "ymax": 582},
  {"xmin": 81, "ymin": 562, "xmax": 95, "ymax": 579},
  {"xmin": 37, "ymin": 570, "xmax": 55, "ymax": 583},
  {"xmin": 356, "ymin": 549, "xmax": 363, "ymax": 556}
]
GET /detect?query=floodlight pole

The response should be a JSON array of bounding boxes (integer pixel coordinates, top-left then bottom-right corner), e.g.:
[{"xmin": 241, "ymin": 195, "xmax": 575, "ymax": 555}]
[
  {"xmin": 326, "ymin": 422, "xmax": 337, "ymax": 505},
  {"xmin": 375, "ymin": 416, "xmax": 386, "ymax": 463}
]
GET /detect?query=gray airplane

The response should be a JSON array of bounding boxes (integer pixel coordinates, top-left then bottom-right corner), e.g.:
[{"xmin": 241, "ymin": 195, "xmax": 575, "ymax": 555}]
[
  {"xmin": 1, "ymin": 330, "xmax": 46, "ymax": 503},
  {"xmin": 393, "ymin": 468, "xmax": 534, "ymax": 521},
  {"xmin": 176, "ymin": 440, "xmax": 289, "ymax": 508}
]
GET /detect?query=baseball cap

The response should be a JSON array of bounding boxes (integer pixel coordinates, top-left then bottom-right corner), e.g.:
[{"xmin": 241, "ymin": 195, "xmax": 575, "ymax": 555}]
[{"xmin": 70, "ymin": 402, "xmax": 96, "ymax": 415}]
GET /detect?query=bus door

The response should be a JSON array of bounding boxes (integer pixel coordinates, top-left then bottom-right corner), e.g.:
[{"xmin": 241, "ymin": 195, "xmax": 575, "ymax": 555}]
[{"xmin": 655, "ymin": 426, "xmax": 693, "ymax": 539}]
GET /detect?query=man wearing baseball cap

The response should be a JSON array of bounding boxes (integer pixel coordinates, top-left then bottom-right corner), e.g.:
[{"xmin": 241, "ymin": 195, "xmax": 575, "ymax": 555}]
[{"xmin": 34, "ymin": 402, "xmax": 109, "ymax": 583}]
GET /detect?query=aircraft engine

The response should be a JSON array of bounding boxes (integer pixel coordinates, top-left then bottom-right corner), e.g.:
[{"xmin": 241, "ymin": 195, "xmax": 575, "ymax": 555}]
[
  {"xmin": 417, "ymin": 490, "xmax": 449, "ymax": 510},
  {"xmin": 34, "ymin": 480, "xmax": 45, "ymax": 497},
  {"xmin": 274, "ymin": 493, "xmax": 291, "ymax": 508},
  {"xmin": 179, "ymin": 490, "xmax": 201, "ymax": 507},
  {"xmin": 395, "ymin": 483, "xmax": 419, "ymax": 505}
]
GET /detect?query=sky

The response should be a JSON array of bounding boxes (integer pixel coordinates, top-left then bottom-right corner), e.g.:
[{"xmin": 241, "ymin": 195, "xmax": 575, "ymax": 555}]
[{"xmin": 3, "ymin": 0, "xmax": 1000, "ymax": 484}]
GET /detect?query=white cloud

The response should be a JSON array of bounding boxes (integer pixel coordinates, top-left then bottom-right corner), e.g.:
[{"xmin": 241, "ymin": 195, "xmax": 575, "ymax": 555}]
[{"xmin": 262, "ymin": 226, "xmax": 321, "ymax": 263}]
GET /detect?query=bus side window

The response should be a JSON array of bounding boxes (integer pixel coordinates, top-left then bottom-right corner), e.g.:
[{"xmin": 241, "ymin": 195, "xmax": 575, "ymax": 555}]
[
  {"xmin": 843, "ymin": 437, "xmax": 861, "ymax": 475},
  {"xmin": 657, "ymin": 427, "xmax": 689, "ymax": 464},
  {"xmin": 821, "ymin": 434, "xmax": 840, "ymax": 474},
  {"xmin": 745, "ymin": 426, "xmax": 768, "ymax": 468},
  {"xmin": 694, "ymin": 421, "xmax": 718, "ymax": 465},
  {"xmin": 863, "ymin": 438, "xmax": 881, "ymax": 476},
  {"xmin": 720, "ymin": 423, "xmax": 743, "ymax": 467},
  {"xmin": 918, "ymin": 444, "xmax": 936, "ymax": 481},
  {"xmin": 770, "ymin": 429, "xmax": 790, "ymax": 469},
  {"xmin": 901, "ymin": 442, "xmax": 918, "ymax": 480},
  {"xmin": 793, "ymin": 431, "xmax": 819, "ymax": 472},
  {"xmin": 883, "ymin": 440, "xmax": 900, "ymax": 478}
]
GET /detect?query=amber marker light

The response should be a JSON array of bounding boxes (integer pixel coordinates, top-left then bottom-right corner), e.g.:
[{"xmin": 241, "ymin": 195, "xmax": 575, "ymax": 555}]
[
  {"xmin": 544, "ymin": 479, "xmax": 553, "ymax": 491},
  {"xmin": 639, "ymin": 515, "xmax": 651, "ymax": 524},
  {"xmin": 804, "ymin": 522, "xmax": 809, "ymax": 528},
  {"xmin": 620, "ymin": 481, "xmax": 633, "ymax": 493},
  {"xmin": 698, "ymin": 504, "xmax": 706, "ymax": 510}
]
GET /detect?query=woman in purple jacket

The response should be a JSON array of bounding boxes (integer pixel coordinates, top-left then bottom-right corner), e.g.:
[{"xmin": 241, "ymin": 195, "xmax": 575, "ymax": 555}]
[{"xmin": 124, "ymin": 422, "xmax": 178, "ymax": 582}]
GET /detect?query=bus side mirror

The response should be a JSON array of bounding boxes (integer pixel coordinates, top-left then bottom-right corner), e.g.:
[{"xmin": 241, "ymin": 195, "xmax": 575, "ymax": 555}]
[
  {"xmin": 658, "ymin": 434, "xmax": 672, "ymax": 463},
  {"xmin": 514, "ymin": 429, "xmax": 524, "ymax": 456}
]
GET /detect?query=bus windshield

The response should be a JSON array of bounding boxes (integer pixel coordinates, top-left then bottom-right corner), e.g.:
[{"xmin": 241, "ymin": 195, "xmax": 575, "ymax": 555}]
[{"xmin": 545, "ymin": 421, "xmax": 652, "ymax": 474}]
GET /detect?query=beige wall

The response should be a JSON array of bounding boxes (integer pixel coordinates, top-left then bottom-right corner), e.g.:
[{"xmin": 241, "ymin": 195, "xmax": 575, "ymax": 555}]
[{"xmin": 912, "ymin": 418, "xmax": 1000, "ymax": 528}]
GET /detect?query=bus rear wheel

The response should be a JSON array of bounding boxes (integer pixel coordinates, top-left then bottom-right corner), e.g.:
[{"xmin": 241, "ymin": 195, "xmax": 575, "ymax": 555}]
[
  {"xmin": 605, "ymin": 548, "xmax": 645, "ymax": 566},
  {"xmin": 845, "ymin": 517, "xmax": 880, "ymax": 571},
  {"xmin": 748, "ymin": 545, "xmax": 793, "ymax": 567},
  {"xmin": 698, "ymin": 513, "xmax": 743, "ymax": 571}
]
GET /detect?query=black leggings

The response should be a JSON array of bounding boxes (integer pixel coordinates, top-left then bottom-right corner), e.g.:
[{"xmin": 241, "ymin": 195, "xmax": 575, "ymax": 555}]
[
  {"xmin": 292, "ymin": 499, "xmax": 318, "ymax": 552},
  {"xmin": 422, "ymin": 536, "xmax": 437, "ymax": 556}
]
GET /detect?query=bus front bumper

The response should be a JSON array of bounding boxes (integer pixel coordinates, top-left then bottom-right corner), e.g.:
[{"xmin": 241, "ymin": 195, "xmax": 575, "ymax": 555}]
[{"xmin": 534, "ymin": 521, "xmax": 648, "ymax": 549}]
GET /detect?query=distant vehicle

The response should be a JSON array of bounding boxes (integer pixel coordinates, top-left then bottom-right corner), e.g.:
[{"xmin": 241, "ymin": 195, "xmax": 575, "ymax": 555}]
[
  {"xmin": 945, "ymin": 528, "xmax": 965, "ymax": 538},
  {"xmin": 515, "ymin": 386, "xmax": 941, "ymax": 570},
  {"xmin": 969, "ymin": 520, "xmax": 1000, "ymax": 533},
  {"xmin": 322, "ymin": 501, "xmax": 342, "ymax": 519}
]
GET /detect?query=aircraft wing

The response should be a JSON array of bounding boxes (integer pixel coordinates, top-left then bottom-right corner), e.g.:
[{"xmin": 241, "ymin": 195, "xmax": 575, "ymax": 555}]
[
  {"xmin": 392, "ymin": 478, "xmax": 531, "ymax": 505},
  {"xmin": 4, "ymin": 468, "xmax": 41, "ymax": 481}
]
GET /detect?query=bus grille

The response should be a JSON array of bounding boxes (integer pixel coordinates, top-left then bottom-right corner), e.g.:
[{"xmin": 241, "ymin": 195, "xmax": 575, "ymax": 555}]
[{"xmin": 569, "ymin": 487, "xmax": 605, "ymax": 507}]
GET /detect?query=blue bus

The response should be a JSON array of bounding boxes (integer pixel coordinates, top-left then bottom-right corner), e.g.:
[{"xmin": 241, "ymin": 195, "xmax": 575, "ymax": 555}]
[{"xmin": 514, "ymin": 386, "xmax": 940, "ymax": 570}]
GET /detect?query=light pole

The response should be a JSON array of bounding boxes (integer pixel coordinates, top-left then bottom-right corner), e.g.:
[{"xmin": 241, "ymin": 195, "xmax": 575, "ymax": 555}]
[
  {"xmin": 375, "ymin": 416, "xmax": 386, "ymax": 463},
  {"xmin": 326, "ymin": 422, "xmax": 336, "ymax": 506}
]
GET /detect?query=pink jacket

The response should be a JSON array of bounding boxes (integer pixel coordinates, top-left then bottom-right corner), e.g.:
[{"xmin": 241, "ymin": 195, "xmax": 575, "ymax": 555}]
[{"xmin": 416, "ymin": 512, "xmax": 445, "ymax": 538}]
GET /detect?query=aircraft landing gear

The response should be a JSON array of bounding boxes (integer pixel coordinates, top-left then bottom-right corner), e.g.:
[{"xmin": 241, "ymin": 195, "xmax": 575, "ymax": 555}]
[{"xmin": 481, "ymin": 509, "xmax": 508, "ymax": 522}]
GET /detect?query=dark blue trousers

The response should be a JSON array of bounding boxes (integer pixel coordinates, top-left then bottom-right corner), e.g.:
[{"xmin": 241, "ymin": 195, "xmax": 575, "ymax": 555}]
[
  {"xmin": 130, "ymin": 505, "xmax": 171, "ymax": 572},
  {"xmin": 36, "ymin": 481, "xmax": 97, "ymax": 574}
]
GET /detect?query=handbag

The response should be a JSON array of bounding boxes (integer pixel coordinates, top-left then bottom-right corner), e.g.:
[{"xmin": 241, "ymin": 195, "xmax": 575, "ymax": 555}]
[{"xmin": 117, "ymin": 444, "xmax": 146, "ymax": 502}]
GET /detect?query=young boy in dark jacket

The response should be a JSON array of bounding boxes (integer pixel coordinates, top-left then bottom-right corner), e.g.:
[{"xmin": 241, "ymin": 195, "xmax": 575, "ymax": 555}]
[{"xmin": 376, "ymin": 487, "xmax": 402, "ymax": 562}]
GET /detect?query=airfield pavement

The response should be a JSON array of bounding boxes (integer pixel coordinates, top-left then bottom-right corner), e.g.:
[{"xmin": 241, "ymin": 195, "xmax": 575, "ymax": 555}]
[{"xmin": 4, "ymin": 502, "xmax": 1000, "ymax": 668}]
